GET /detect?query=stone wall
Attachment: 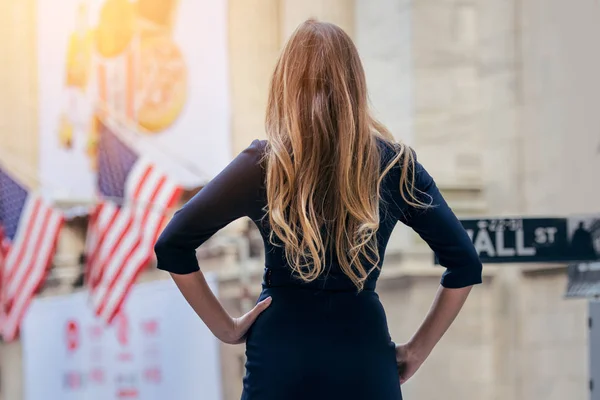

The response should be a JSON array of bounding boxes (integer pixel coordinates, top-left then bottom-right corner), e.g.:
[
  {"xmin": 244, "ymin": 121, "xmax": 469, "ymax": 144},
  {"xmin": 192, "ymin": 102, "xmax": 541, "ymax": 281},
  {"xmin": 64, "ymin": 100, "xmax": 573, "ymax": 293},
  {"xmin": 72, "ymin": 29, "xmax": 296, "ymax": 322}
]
[
  {"xmin": 519, "ymin": 269, "xmax": 588, "ymax": 400},
  {"xmin": 519, "ymin": 0, "xmax": 600, "ymax": 215}
]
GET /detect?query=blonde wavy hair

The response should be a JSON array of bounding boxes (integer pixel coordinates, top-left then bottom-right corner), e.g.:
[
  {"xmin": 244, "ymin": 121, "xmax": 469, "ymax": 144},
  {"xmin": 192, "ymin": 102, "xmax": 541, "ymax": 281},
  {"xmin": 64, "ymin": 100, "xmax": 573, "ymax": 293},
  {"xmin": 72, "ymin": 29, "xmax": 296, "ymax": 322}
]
[{"xmin": 264, "ymin": 19, "xmax": 428, "ymax": 290}]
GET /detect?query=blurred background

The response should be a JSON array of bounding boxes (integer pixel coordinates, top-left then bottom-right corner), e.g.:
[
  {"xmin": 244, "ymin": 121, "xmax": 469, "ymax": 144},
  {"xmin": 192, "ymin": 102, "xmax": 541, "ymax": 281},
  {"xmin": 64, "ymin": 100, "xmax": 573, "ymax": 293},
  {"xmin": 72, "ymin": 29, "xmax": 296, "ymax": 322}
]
[{"xmin": 0, "ymin": 0, "xmax": 599, "ymax": 399}]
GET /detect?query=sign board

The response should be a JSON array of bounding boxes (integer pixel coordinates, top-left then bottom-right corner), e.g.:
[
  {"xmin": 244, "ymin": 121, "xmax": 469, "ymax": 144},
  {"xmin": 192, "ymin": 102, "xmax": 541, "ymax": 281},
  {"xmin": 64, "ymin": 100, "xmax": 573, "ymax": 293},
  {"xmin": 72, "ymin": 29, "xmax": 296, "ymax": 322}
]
[
  {"xmin": 566, "ymin": 262, "xmax": 600, "ymax": 298},
  {"xmin": 435, "ymin": 215, "xmax": 600, "ymax": 264},
  {"xmin": 21, "ymin": 277, "xmax": 222, "ymax": 400}
]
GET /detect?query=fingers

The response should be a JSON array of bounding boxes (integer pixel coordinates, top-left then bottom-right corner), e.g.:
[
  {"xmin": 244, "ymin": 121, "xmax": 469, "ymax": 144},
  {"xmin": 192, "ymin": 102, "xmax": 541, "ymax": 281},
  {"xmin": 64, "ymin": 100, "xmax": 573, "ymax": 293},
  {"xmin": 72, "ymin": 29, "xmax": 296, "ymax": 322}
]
[
  {"xmin": 398, "ymin": 368, "xmax": 413, "ymax": 385},
  {"xmin": 397, "ymin": 359, "xmax": 411, "ymax": 385},
  {"xmin": 397, "ymin": 363, "xmax": 406, "ymax": 385},
  {"xmin": 227, "ymin": 297, "xmax": 273, "ymax": 344},
  {"xmin": 246, "ymin": 296, "xmax": 272, "ymax": 321}
]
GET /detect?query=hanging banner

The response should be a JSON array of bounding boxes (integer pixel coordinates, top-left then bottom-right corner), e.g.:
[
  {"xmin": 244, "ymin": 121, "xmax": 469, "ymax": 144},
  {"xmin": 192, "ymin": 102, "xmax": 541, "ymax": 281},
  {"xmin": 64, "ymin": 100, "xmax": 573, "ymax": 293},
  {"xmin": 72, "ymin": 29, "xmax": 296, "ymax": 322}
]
[
  {"xmin": 434, "ymin": 215, "xmax": 600, "ymax": 264},
  {"xmin": 37, "ymin": 0, "xmax": 230, "ymax": 202},
  {"xmin": 21, "ymin": 278, "xmax": 222, "ymax": 400}
]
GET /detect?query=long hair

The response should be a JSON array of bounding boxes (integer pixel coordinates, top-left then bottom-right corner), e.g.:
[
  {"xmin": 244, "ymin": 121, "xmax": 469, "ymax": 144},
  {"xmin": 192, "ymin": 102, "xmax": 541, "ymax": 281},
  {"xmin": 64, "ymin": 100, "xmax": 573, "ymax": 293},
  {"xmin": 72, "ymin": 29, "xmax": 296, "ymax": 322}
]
[{"xmin": 264, "ymin": 19, "xmax": 429, "ymax": 290}]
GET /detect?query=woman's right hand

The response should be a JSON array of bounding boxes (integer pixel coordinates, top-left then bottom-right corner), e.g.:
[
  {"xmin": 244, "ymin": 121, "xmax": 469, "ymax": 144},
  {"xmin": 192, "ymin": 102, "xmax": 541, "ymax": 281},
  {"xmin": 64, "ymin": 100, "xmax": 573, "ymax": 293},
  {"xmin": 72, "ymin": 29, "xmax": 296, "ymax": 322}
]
[
  {"xmin": 395, "ymin": 342, "xmax": 426, "ymax": 384},
  {"xmin": 224, "ymin": 296, "xmax": 272, "ymax": 344},
  {"xmin": 169, "ymin": 271, "xmax": 272, "ymax": 346}
]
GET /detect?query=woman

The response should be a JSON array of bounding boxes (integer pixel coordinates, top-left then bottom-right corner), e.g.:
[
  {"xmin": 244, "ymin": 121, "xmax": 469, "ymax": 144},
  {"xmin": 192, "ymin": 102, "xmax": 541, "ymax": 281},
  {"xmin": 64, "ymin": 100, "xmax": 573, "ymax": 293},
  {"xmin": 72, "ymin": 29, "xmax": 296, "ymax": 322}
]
[{"xmin": 154, "ymin": 19, "xmax": 482, "ymax": 400}]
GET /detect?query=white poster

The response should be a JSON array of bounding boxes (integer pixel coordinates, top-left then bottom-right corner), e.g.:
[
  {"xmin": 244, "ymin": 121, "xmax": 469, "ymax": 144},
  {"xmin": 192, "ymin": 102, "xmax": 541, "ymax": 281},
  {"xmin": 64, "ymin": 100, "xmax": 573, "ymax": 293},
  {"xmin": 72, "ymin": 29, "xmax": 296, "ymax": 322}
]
[
  {"xmin": 22, "ymin": 278, "xmax": 222, "ymax": 400},
  {"xmin": 38, "ymin": 0, "xmax": 231, "ymax": 202}
]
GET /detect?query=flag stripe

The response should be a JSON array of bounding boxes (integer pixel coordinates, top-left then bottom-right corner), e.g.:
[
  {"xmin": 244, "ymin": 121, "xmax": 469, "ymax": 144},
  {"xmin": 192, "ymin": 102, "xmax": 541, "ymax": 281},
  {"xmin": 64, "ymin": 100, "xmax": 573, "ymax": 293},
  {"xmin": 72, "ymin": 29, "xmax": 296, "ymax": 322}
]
[
  {"xmin": 4, "ymin": 212, "xmax": 63, "ymax": 340},
  {"xmin": 92, "ymin": 161, "xmax": 153, "ymax": 274},
  {"xmin": 6, "ymin": 201, "xmax": 53, "ymax": 300},
  {"xmin": 95, "ymin": 174, "xmax": 168, "ymax": 317},
  {"xmin": 90, "ymin": 160, "xmax": 156, "ymax": 304},
  {"xmin": 99, "ymin": 196, "xmax": 178, "ymax": 323},
  {"xmin": 100, "ymin": 186, "xmax": 182, "ymax": 323},
  {"xmin": 0, "ymin": 226, "xmax": 8, "ymax": 267},
  {"xmin": 129, "ymin": 162, "xmax": 154, "ymax": 200},
  {"xmin": 92, "ymin": 172, "xmax": 181, "ymax": 321},
  {"xmin": 2, "ymin": 200, "xmax": 63, "ymax": 340},
  {"xmin": 6, "ymin": 210, "xmax": 61, "ymax": 320},
  {"xmin": 90, "ymin": 210, "xmax": 138, "ymax": 306},
  {"xmin": 87, "ymin": 124, "xmax": 182, "ymax": 323},
  {"xmin": 93, "ymin": 203, "xmax": 135, "ymax": 274},
  {"xmin": 89, "ymin": 203, "xmax": 120, "ymax": 279},
  {"xmin": 83, "ymin": 205, "xmax": 100, "ymax": 285},
  {"xmin": 90, "ymin": 166, "xmax": 161, "ymax": 309},
  {"xmin": 3, "ymin": 199, "xmax": 41, "ymax": 285},
  {"xmin": 89, "ymin": 204, "xmax": 130, "ymax": 288}
]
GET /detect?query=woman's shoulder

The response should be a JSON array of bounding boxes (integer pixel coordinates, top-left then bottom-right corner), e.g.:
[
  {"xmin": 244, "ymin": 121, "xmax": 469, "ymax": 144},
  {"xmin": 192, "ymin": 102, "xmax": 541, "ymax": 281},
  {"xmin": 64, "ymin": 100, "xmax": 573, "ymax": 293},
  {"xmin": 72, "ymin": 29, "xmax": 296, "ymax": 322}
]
[
  {"xmin": 375, "ymin": 137, "xmax": 435, "ymax": 199},
  {"xmin": 239, "ymin": 139, "xmax": 268, "ymax": 163},
  {"xmin": 236, "ymin": 140, "xmax": 268, "ymax": 190},
  {"xmin": 244, "ymin": 139, "xmax": 268, "ymax": 161},
  {"xmin": 249, "ymin": 138, "xmax": 269, "ymax": 149},
  {"xmin": 375, "ymin": 136, "xmax": 417, "ymax": 169}
]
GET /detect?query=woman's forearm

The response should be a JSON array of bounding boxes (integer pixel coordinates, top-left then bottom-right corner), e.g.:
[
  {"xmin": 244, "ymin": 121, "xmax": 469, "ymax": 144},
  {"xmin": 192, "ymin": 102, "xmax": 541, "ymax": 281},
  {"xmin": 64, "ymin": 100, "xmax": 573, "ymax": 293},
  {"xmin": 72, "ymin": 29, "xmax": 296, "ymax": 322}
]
[
  {"xmin": 169, "ymin": 270, "xmax": 272, "ymax": 344},
  {"xmin": 169, "ymin": 270, "xmax": 235, "ymax": 342},
  {"xmin": 408, "ymin": 285, "xmax": 473, "ymax": 359}
]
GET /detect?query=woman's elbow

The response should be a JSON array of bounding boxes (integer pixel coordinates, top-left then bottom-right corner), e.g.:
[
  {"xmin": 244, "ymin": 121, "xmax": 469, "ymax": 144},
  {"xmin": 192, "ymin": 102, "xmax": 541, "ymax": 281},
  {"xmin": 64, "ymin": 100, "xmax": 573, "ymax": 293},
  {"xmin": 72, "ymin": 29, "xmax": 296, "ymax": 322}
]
[
  {"xmin": 461, "ymin": 249, "xmax": 484, "ymax": 283},
  {"xmin": 153, "ymin": 231, "xmax": 173, "ymax": 258},
  {"xmin": 153, "ymin": 230, "xmax": 186, "ymax": 264},
  {"xmin": 439, "ymin": 251, "xmax": 483, "ymax": 288},
  {"xmin": 153, "ymin": 231, "xmax": 201, "ymax": 275}
]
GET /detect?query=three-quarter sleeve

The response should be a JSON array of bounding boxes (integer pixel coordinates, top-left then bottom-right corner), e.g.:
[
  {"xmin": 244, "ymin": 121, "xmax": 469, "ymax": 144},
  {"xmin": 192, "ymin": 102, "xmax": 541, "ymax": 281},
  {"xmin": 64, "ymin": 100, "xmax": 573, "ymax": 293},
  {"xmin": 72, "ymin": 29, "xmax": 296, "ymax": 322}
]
[
  {"xmin": 398, "ymin": 159, "xmax": 483, "ymax": 288},
  {"xmin": 154, "ymin": 140, "xmax": 264, "ymax": 275}
]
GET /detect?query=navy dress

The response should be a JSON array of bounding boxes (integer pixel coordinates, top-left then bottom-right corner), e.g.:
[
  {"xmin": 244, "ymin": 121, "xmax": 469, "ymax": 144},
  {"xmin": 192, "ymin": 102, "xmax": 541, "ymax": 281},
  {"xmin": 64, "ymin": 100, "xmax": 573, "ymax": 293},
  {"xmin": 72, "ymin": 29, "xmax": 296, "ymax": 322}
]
[{"xmin": 154, "ymin": 139, "xmax": 482, "ymax": 400}]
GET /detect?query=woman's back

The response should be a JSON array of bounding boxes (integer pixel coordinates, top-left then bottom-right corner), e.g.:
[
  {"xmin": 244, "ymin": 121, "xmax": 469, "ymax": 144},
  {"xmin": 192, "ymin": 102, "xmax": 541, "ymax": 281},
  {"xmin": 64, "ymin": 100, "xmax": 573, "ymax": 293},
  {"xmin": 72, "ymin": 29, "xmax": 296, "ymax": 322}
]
[
  {"xmin": 154, "ymin": 19, "xmax": 482, "ymax": 400},
  {"xmin": 155, "ymin": 138, "xmax": 481, "ymax": 399}
]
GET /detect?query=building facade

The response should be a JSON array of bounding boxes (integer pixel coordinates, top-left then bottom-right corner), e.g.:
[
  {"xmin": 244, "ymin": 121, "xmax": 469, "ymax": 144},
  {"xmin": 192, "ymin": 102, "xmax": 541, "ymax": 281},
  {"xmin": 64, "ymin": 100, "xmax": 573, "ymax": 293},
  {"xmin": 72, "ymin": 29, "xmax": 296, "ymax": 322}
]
[{"xmin": 0, "ymin": 0, "xmax": 598, "ymax": 399}]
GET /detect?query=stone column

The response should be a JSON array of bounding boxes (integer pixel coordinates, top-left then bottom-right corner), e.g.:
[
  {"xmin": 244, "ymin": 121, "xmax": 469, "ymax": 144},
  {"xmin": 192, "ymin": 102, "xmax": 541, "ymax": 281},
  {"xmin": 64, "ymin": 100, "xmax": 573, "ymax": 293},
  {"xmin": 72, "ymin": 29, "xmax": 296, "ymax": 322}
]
[
  {"xmin": 0, "ymin": 1, "xmax": 37, "ymax": 399},
  {"xmin": 0, "ymin": 0, "xmax": 39, "ymax": 190},
  {"xmin": 479, "ymin": 0, "xmax": 525, "ymax": 398},
  {"xmin": 355, "ymin": 0, "xmax": 413, "ymax": 145},
  {"xmin": 412, "ymin": 0, "xmax": 483, "ymax": 186},
  {"xmin": 229, "ymin": 0, "xmax": 281, "ymax": 155}
]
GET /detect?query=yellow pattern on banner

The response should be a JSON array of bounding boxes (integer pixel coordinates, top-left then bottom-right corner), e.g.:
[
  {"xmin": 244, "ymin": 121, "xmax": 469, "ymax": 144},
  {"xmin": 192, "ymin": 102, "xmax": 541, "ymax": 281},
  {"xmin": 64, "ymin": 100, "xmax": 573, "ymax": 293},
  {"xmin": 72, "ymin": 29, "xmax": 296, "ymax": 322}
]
[{"xmin": 59, "ymin": 0, "xmax": 188, "ymax": 173}]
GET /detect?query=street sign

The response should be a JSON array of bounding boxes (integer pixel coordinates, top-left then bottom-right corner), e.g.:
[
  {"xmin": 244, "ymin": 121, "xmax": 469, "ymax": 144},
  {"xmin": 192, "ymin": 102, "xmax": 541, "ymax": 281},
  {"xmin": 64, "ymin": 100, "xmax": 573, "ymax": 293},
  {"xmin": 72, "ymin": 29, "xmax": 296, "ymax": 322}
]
[
  {"xmin": 434, "ymin": 215, "xmax": 600, "ymax": 264},
  {"xmin": 566, "ymin": 262, "xmax": 600, "ymax": 298}
]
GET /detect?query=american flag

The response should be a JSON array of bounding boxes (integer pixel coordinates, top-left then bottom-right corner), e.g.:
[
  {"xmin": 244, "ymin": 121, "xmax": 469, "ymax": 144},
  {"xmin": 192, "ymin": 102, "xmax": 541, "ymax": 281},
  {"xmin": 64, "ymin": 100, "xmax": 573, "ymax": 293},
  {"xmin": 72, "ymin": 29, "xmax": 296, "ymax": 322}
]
[
  {"xmin": 0, "ymin": 168, "xmax": 63, "ymax": 341},
  {"xmin": 86, "ymin": 122, "xmax": 181, "ymax": 323},
  {"xmin": 0, "ymin": 226, "xmax": 7, "ymax": 321},
  {"xmin": 0, "ymin": 226, "xmax": 7, "ymax": 273}
]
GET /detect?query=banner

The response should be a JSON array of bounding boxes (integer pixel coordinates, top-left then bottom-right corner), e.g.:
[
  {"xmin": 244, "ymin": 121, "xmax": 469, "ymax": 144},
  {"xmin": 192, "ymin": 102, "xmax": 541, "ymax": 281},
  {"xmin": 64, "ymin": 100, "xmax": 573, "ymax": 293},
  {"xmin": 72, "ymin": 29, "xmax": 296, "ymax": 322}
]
[
  {"xmin": 22, "ymin": 278, "xmax": 222, "ymax": 400},
  {"xmin": 434, "ymin": 215, "xmax": 600, "ymax": 264},
  {"xmin": 38, "ymin": 0, "xmax": 230, "ymax": 202}
]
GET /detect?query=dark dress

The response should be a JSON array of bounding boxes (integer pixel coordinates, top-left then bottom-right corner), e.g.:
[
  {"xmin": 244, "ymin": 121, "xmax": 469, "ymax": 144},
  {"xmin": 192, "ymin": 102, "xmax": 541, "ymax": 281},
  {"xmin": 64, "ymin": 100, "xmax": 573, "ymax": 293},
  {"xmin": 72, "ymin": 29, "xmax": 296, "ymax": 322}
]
[{"xmin": 154, "ymin": 139, "xmax": 483, "ymax": 400}]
